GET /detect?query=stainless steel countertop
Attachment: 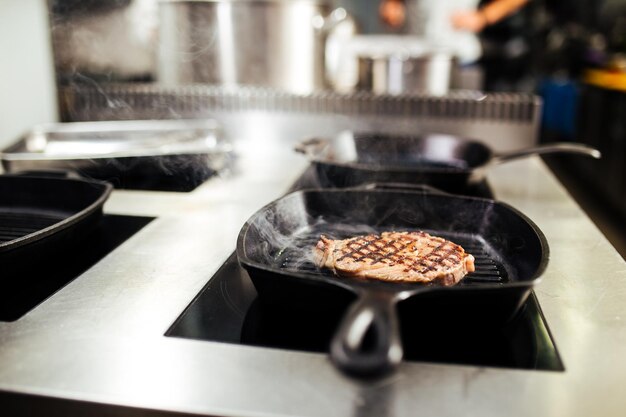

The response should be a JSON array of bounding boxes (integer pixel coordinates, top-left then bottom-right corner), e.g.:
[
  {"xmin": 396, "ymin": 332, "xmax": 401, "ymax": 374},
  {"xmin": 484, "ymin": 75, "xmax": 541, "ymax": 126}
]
[{"xmin": 1, "ymin": 121, "xmax": 625, "ymax": 417}]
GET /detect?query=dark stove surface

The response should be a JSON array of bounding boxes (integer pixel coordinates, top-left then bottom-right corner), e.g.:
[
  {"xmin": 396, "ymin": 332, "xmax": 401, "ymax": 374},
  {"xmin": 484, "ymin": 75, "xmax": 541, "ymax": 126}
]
[
  {"xmin": 0, "ymin": 214, "xmax": 154, "ymax": 322},
  {"xmin": 167, "ymin": 253, "xmax": 562, "ymax": 371},
  {"xmin": 79, "ymin": 160, "xmax": 215, "ymax": 192},
  {"xmin": 167, "ymin": 168, "xmax": 564, "ymax": 371}
]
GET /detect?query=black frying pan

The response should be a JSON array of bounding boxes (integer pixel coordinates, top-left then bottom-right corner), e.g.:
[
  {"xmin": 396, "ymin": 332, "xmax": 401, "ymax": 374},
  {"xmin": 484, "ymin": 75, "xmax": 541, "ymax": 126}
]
[
  {"xmin": 237, "ymin": 185, "xmax": 549, "ymax": 376},
  {"xmin": 295, "ymin": 132, "xmax": 601, "ymax": 191},
  {"xmin": 0, "ymin": 174, "xmax": 112, "ymax": 273}
]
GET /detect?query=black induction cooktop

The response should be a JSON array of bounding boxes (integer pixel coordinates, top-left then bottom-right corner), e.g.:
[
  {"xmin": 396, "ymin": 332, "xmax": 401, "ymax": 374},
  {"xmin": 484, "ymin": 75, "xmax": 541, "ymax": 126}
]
[
  {"xmin": 77, "ymin": 160, "xmax": 216, "ymax": 192},
  {"xmin": 167, "ymin": 252, "xmax": 562, "ymax": 371},
  {"xmin": 167, "ymin": 167, "xmax": 564, "ymax": 371},
  {"xmin": 0, "ymin": 214, "xmax": 154, "ymax": 322}
]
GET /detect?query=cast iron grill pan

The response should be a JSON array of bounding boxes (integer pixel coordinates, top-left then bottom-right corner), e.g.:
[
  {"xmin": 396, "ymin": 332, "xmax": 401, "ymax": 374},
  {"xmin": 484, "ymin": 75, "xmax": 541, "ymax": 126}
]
[
  {"xmin": 237, "ymin": 187, "xmax": 549, "ymax": 376},
  {"xmin": 0, "ymin": 210, "xmax": 65, "ymax": 243},
  {"xmin": 0, "ymin": 175, "xmax": 112, "ymax": 275}
]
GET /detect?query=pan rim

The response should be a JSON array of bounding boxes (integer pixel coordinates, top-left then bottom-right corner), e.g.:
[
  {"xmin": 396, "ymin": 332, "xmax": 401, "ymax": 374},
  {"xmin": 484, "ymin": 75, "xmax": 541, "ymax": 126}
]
[
  {"xmin": 0, "ymin": 176, "xmax": 113, "ymax": 253},
  {"xmin": 236, "ymin": 188, "xmax": 550, "ymax": 294},
  {"xmin": 309, "ymin": 157, "xmax": 478, "ymax": 174},
  {"xmin": 304, "ymin": 132, "xmax": 494, "ymax": 173}
]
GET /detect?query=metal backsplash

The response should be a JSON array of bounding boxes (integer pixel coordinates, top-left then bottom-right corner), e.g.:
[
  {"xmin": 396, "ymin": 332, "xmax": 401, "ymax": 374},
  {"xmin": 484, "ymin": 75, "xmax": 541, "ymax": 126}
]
[{"xmin": 59, "ymin": 84, "xmax": 541, "ymax": 151}]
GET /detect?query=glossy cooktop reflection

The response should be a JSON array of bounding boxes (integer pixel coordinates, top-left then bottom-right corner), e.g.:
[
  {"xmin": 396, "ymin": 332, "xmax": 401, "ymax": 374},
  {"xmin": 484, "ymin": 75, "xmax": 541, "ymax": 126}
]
[
  {"xmin": 0, "ymin": 214, "xmax": 154, "ymax": 322},
  {"xmin": 78, "ymin": 163, "xmax": 216, "ymax": 192},
  {"xmin": 167, "ymin": 253, "xmax": 562, "ymax": 371},
  {"xmin": 167, "ymin": 168, "xmax": 564, "ymax": 371}
]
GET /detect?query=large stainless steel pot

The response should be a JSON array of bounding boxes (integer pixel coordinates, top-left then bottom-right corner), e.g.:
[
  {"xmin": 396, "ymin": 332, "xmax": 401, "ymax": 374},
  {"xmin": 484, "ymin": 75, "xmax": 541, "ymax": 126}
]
[{"xmin": 158, "ymin": 0, "xmax": 350, "ymax": 94}]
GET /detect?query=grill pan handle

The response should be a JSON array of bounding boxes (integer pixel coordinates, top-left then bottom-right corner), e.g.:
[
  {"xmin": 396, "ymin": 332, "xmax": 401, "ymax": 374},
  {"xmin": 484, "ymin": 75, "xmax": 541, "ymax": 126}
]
[
  {"xmin": 492, "ymin": 143, "xmax": 601, "ymax": 165},
  {"xmin": 330, "ymin": 291, "xmax": 402, "ymax": 376}
]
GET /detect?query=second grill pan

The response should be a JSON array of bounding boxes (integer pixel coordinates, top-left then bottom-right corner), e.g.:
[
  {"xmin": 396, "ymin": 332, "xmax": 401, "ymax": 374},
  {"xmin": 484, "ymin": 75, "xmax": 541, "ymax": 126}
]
[
  {"xmin": 0, "ymin": 174, "xmax": 112, "ymax": 275},
  {"xmin": 237, "ymin": 185, "xmax": 549, "ymax": 376}
]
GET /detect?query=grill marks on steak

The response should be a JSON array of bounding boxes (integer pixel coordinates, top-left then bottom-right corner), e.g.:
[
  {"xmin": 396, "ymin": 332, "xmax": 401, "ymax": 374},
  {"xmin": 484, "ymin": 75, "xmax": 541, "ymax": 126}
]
[{"xmin": 313, "ymin": 231, "xmax": 475, "ymax": 286}]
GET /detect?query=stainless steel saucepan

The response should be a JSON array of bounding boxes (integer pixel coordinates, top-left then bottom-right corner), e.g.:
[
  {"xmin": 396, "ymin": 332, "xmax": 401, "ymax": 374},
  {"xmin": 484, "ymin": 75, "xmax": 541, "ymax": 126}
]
[{"xmin": 357, "ymin": 50, "xmax": 456, "ymax": 96}]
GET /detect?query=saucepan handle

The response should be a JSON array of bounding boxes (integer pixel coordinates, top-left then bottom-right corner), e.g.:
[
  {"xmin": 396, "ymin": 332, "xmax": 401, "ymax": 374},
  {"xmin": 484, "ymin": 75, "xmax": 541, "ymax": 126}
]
[
  {"xmin": 492, "ymin": 143, "xmax": 601, "ymax": 165},
  {"xmin": 294, "ymin": 137, "xmax": 329, "ymax": 156},
  {"xmin": 330, "ymin": 291, "xmax": 402, "ymax": 376}
]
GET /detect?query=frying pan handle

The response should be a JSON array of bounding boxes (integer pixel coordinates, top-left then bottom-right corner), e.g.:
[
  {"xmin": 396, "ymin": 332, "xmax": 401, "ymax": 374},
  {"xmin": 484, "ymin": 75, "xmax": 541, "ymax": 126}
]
[
  {"xmin": 330, "ymin": 291, "xmax": 402, "ymax": 376},
  {"xmin": 492, "ymin": 143, "xmax": 601, "ymax": 165}
]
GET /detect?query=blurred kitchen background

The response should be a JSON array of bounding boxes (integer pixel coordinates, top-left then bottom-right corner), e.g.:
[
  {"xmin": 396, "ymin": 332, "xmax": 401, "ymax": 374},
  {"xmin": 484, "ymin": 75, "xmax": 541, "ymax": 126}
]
[{"xmin": 1, "ymin": 0, "xmax": 626, "ymax": 255}]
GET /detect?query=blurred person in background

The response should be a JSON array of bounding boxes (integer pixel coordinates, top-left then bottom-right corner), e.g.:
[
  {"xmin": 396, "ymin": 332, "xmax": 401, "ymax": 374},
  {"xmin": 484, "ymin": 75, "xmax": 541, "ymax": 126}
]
[{"xmin": 378, "ymin": 0, "xmax": 530, "ymax": 64}]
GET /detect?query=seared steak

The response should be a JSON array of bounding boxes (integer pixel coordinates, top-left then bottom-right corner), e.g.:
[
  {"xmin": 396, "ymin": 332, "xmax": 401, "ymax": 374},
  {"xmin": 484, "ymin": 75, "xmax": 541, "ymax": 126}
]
[{"xmin": 313, "ymin": 231, "xmax": 475, "ymax": 286}]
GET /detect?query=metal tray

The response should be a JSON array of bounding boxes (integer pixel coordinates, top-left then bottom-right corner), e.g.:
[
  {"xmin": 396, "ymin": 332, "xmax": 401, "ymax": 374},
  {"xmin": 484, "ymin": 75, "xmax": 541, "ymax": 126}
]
[{"xmin": 0, "ymin": 119, "xmax": 233, "ymax": 175}]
